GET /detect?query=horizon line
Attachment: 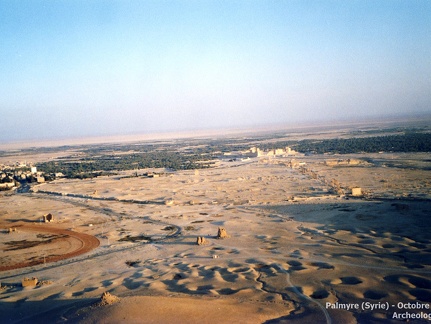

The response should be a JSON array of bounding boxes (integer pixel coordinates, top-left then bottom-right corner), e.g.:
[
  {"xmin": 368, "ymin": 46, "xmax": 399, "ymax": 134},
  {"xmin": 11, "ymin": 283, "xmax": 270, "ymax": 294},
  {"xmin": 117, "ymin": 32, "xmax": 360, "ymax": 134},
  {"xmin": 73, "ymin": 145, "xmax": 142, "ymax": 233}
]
[{"xmin": 1, "ymin": 113, "xmax": 430, "ymax": 151}]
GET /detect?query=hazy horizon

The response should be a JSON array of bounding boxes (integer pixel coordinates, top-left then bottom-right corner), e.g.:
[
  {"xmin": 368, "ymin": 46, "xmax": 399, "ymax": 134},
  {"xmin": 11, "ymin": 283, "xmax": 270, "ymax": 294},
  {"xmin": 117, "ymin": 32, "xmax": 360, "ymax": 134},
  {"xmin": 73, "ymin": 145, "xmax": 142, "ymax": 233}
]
[
  {"xmin": 1, "ymin": 112, "xmax": 429, "ymax": 151},
  {"xmin": 1, "ymin": 1, "xmax": 430, "ymax": 143}
]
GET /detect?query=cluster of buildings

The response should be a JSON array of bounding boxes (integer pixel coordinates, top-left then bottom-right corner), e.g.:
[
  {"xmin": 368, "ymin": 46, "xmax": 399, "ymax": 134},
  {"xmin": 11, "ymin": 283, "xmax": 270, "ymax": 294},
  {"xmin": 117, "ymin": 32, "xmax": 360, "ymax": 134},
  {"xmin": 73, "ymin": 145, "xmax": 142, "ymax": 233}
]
[
  {"xmin": 1, "ymin": 165, "xmax": 37, "ymax": 190},
  {"xmin": 0, "ymin": 164, "xmax": 63, "ymax": 191}
]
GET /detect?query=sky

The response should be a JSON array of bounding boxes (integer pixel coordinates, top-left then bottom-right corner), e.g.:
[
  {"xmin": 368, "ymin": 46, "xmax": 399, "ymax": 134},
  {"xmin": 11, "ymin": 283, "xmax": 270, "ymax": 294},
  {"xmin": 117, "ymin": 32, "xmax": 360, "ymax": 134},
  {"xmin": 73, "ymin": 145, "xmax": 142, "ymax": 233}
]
[{"xmin": 1, "ymin": 0, "xmax": 430, "ymax": 143}]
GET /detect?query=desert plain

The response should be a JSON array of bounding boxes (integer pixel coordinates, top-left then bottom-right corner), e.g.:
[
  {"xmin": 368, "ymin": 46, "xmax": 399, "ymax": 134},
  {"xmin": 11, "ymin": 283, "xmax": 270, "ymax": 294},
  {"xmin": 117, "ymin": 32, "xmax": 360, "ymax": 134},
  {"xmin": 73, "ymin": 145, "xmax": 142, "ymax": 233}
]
[{"xmin": 1, "ymin": 126, "xmax": 431, "ymax": 324}]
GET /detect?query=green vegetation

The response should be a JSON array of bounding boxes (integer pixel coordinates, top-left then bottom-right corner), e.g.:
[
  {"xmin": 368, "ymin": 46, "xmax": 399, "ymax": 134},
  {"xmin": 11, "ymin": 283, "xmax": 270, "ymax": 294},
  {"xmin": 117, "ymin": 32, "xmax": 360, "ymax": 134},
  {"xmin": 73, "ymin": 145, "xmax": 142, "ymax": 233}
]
[
  {"xmin": 36, "ymin": 149, "xmax": 214, "ymax": 179},
  {"xmin": 292, "ymin": 133, "xmax": 431, "ymax": 154},
  {"xmin": 24, "ymin": 130, "xmax": 431, "ymax": 179}
]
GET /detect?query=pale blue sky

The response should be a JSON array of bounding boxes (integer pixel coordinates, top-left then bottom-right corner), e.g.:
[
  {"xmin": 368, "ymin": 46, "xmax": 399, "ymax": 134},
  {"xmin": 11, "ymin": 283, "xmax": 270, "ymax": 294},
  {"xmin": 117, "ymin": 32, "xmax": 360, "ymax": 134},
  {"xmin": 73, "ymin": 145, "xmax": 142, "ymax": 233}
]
[{"xmin": 1, "ymin": 0, "xmax": 430, "ymax": 142}]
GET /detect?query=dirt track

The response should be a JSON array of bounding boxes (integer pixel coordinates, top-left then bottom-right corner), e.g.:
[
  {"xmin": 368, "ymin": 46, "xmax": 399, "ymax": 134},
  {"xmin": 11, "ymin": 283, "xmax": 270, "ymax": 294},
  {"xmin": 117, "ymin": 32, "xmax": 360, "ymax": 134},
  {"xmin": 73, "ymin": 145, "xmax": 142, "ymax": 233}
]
[{"xmin": 0, "ymin": 224, "xmax": 99, "ymax": 271}]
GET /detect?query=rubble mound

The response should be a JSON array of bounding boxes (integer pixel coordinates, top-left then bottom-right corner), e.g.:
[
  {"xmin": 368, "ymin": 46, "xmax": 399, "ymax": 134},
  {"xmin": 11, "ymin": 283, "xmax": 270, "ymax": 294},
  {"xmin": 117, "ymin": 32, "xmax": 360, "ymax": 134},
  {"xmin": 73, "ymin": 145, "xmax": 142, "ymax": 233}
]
[
  {"xmin": 37, "ymin": 280, "xmax": 53, "ymax": 286},
  {"xmin": 217, "ymin": 227, "xmax": 229, "ymax": 239},
  {"xmin": 98, "ymin": 291, "xmax": 120, "ymax": 306}
]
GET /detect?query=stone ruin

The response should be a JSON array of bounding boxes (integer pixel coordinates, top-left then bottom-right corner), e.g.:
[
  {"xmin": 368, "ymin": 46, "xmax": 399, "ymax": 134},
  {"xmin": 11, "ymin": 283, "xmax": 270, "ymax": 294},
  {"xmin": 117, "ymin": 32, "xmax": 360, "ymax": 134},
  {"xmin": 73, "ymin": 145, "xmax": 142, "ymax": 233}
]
[
  {"xmin": 22, "ymin": 277, "xmax": 38, "ymax": 287},
  {"xmin": 164, "ymin": 199, "xmax": 174, "ymax": 206},
  {"xmin": 196, "ymin": 236, "xmax": 209, "ymax": 245},
  {"xmin": 217, "ymin": 227, "xmax": 229, "ymax": 239},
  {"xmin": 351, "ymin": 187, "xmax": 362, "ymax": 197},
  {"xmin": 43, "ymin": 213, "xmax": 54, "ymax": 223},
  {"xmin": 98, "ymin": 291, "xmax": 120, "ymax": 306}
]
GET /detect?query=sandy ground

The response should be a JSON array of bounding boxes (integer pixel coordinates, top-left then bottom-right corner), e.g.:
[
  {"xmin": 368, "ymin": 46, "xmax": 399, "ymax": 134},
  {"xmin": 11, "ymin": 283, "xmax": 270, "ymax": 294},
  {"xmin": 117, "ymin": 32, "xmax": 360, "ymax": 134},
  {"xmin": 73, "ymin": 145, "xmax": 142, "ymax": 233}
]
[
  {"xmin": 0, "ymin": 223, "xmax": 99, "ymax": 271},
  {"xmin": 1, "ymin": 155, "xmax": 431, "ymax": 323}
]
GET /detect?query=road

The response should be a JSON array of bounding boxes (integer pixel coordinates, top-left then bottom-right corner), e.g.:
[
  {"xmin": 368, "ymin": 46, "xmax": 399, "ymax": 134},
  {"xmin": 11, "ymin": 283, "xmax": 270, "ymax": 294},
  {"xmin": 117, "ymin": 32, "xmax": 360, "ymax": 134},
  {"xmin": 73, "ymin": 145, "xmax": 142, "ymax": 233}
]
[{"xmin": 0, "ymin": 224, "xmax": 100, "ymax": 272}]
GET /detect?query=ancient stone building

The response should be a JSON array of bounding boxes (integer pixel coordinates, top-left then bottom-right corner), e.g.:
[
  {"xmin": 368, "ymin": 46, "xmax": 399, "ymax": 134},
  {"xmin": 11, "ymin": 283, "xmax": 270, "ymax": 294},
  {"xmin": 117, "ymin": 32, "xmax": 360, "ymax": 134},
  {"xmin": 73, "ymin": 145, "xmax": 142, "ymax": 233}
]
[
  {"xmin": 351, "ymin": 187, "xmax": 362, "ymax": 196},
  {"xmin": 43, "ymin": 213, "xmax": 54, "ymax": 222}
]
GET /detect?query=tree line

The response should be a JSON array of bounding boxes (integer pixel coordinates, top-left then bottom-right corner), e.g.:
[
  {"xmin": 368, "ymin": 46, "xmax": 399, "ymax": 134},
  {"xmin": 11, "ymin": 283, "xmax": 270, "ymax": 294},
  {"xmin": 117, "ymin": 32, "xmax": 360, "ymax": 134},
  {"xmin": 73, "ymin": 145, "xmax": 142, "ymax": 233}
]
[
  {"xmin": 35, "ymin": 132, "xmax": 430, "ymax": 179},
  {"xmin": 292, "ymin": 133, "xmax": 431, "ymax": 154},
  {"xmin": 37, "ymin": 151, "xmax": 213, "ymax": 179}
]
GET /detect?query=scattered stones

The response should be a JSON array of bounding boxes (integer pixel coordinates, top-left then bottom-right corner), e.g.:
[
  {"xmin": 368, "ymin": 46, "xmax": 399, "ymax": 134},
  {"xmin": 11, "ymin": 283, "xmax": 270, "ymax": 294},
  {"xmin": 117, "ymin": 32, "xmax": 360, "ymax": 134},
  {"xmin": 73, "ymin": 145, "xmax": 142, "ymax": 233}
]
[
  {"xmin": 217, "ymin": 227, "xmax": 229, "ymax": 239},
  {"xmin": 98, "ymin": 291, "xmax": 120, "ymax": 306},
  {"xmin": 37, "ymin": 280, "xmax": 53, "ymax": 286},
  {"xmin": 22, "ymin": 277, "xmax": 38, "ymax": 287},
  {"xmin": 125, "ymin": 260, "xmax": 141, "ymax": 267},
  {"xmin": 196, "ymin": 236, "xmax": 209, "ymax": 245}
]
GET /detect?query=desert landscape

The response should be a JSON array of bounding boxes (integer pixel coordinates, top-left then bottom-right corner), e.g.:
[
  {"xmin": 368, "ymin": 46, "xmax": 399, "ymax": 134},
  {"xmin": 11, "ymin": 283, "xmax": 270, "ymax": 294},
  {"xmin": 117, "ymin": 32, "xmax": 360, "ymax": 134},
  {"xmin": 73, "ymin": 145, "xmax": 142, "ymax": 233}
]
[
  {"xmin": 1, "ymin": 124, "xmax": 431, "ymax": 323},
  {"xmin": 2, "ymin": 0, "xmax": 430, "ymax": 322}
]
